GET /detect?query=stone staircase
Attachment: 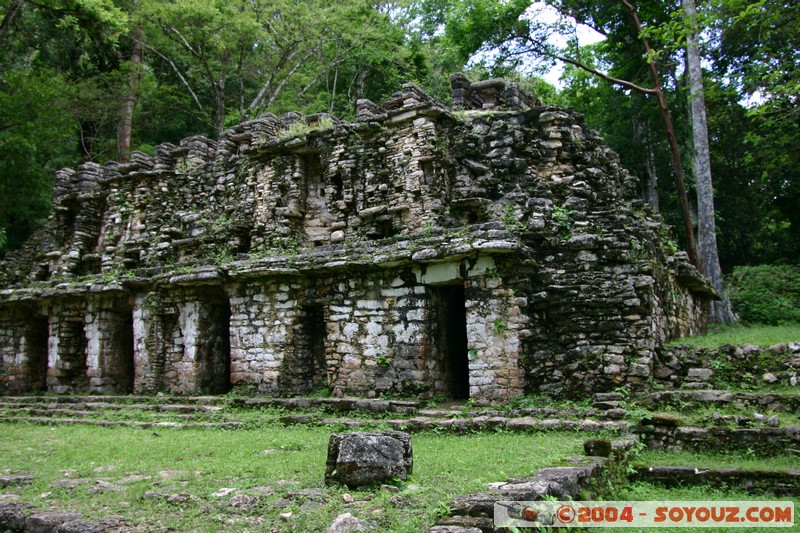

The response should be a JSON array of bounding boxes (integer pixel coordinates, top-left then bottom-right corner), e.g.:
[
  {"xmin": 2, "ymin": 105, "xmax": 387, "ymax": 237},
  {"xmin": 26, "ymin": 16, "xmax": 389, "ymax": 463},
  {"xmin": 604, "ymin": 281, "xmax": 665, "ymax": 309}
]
[{"xmin": 0, "ymin": 394, "xmax": 633, "ymax": 434}]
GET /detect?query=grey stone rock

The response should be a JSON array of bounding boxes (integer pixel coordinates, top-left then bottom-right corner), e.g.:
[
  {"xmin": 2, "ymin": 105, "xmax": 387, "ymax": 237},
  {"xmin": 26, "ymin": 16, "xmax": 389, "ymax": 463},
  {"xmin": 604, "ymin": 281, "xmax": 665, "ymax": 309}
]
[
  {"xmin": 687, "ymin": 368, "xmax": 713, "ymax": 380},
  {"xmin": 228, "ymin": 494, "xmax": 260, "ymax": 511},
  {"xmin": 56, "ymin": 516, "xmax": 127, "ymax": 533},
  {"xmin": 0, "ymin": 475, "xmax": 32, "ymax": 488},
  {"xmin": 26, "ymin": 510, "xmax": 83, "ymax": 533},
  {"xmin": 762, "ymin": 372, "xmax": 779, "ymax": 384},
  {"xmin": 328, "ymin": 512, "xmax": 377, "ymax": 532},
  {"xmin": 583, "ymin": 439, "xmax": 612, "ymax": 457},
  {"xmin": 0, "ymin": 502, "xmax": 33, "ymax": 531},
  {"xmin": 428, "ymin": 526, "xmax": 483, "ymax": 533},
  {"xmin": 325, "ymin": 431, "xmax": 413, "ymax": 488},
  {"xmin": 271, "ymin": 498, "xmax": 293, "ymax": 509},
  {"xmin": 86, "ymin": 480, "xmax": 124, "ymax": 494}
]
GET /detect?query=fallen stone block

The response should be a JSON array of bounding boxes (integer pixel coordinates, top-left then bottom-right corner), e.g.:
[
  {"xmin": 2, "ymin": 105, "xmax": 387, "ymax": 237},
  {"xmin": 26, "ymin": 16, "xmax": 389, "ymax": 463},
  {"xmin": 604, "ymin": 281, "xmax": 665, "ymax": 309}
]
[{"xmin": 325, "ymin": 431, "xmax": 413, "ymax": 488}]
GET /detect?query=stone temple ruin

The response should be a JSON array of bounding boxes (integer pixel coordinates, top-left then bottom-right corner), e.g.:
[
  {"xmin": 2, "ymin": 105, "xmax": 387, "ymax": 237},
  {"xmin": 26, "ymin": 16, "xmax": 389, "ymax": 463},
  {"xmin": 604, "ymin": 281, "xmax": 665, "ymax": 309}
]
[{"xmin": 0, "ymin": 74, "xmax": 717, "ymax": 402}]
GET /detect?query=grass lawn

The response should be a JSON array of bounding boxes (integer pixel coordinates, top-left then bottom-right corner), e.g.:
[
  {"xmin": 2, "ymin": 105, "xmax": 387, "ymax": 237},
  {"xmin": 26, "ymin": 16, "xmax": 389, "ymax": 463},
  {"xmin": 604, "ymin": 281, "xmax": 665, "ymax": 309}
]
[
  {"xmin": 633, "ymin": 450, "xmax": 800, "ymax": 472},
  {"xmin": 667, "ymin": 323, "xmax": 800, "ymax": 349},
  {"xmin": 592, "ymin": 482, "xmax": 800, "ymax": 533},
  {"xmin": 0, "ymin": 423, "xmax": 589, "ymax": 532}
]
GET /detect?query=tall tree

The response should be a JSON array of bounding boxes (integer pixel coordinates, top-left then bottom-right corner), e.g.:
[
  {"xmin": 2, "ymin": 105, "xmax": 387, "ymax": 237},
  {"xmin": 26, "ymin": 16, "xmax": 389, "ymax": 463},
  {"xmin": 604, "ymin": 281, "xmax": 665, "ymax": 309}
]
[
  {"xmin": 439, "ymin": 0, "xmax": 700, "ymax": 268},
  {"xmin": 117, "ymin": 25, "xmax": 144, "ymax": 163},
  {"xmin": 683, "ymin": 0, "xmax": 736, "ymax": 323}
]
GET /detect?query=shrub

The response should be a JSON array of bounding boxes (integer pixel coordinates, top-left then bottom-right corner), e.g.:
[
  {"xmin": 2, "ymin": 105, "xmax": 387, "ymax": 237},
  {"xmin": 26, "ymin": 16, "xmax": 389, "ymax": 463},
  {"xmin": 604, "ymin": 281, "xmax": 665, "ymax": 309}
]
[{"xmin": 728, "ymin": 265, "xmax": 800, "ymax": 325}]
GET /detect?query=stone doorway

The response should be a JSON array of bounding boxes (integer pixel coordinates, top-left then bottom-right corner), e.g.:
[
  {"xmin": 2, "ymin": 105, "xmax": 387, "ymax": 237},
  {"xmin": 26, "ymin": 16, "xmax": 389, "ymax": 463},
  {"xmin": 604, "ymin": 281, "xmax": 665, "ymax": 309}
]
[
  {"xmin": 108, "ymin": 305, "xmax": 135, "ymax": 393},
  {"xmin": 198, "ymin": 295, "xmax": 232, "ymax": 394},
  {"xmin": 430, "ymin": 285, "xmax": 470, "ymax": 399}
]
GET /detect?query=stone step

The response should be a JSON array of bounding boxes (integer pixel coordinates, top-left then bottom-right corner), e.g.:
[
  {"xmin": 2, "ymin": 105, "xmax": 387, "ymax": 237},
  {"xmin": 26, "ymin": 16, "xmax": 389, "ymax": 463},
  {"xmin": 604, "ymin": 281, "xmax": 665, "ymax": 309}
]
[
  {"xmin": 0, "ymin": 395, "xmax": 423, "ymax": 414},
  {"xmin": 229, "ymin": 396, "xmax": 421, "ymax": 414},
  {"xmin": 0, "ymin": 407, "xmax": 225, "ymax": 421},
  {"xmin": 0, "ymin": 401, "xmax": 224, "ymax": 413},
  {"xmin": 0, "ymin": 395, "xmax": 227, "ymax": 405},
  {"xmin": 416, "ymin": 406, "xmax": 596, "ymax": 419},
  {"xmin": 279, "ymin": 415, "xmax": 629, "ymax": 433},
  {"xmin": 0, "ymin": 416, "xmax": 243, "ymax": 430},
  {"xmin": 639, "ymin": 424, "xmax": 800, "ymax": 456},
  {"xmin": 642, "ymin": 390, "xmax": 800, "ymax": 412},
  {"xmin": 430, "ymin": 452, "xmax": 627, "ymax": 532},
  {"xmin": 632, "ymin": 465, "xmax": 800, "ymax": 496}
]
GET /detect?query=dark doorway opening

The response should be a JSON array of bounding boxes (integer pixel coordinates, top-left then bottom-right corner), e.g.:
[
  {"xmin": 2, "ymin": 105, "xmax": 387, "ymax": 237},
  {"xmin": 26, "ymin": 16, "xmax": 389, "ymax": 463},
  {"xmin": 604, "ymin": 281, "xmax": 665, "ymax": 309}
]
[
  {"xmin": 200, "ymin": 295, "xmax": 232, "ymax": 394},
  {"xmin": 113, "ymin": 306, "xmax": 135, "ymax": 393},
  {"xmin": 431, "ymin": 285, "xmax": 470, "ymax": 399},
  {"xmin": 25, "ymin": 316, "xmax": 49, "ymax": 391}
]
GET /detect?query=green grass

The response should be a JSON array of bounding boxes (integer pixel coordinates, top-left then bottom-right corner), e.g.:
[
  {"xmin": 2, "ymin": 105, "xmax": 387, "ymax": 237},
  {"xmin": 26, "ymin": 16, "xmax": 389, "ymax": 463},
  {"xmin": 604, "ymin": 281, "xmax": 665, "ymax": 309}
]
[
  {"xmin": 634, "ymin": 450, "xmax": 799, "ymax": 472},
  {"xmin": 667, "ymin": 323, "xmax": 800, "ymax": 349},
  {"xmin": 0, "ymin": 423, "xmax": 587, "ymax": 532},
  {"xmin": 593, "ymin": 482, "xmax": 799, "ymax": 533}
]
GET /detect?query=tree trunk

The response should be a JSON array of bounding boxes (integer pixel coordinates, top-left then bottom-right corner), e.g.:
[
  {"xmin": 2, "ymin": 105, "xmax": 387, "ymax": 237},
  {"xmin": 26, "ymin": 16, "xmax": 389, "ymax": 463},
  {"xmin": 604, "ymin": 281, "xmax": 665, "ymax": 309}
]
[
  {"xmin": 644, "ymin": 139, "xmax": 659, "ymax": 212},
  {"xmin": 213, "ymin": 82, "xmax": 226, "ymax": 135},
  {"xmin": 635, "ymin": 114, "xmax": 660, "ymax": 212},
  {"xmin": 683, "ymin": 0, "xmax": 737, "ymax": 324},
  {"xmin": 0, "ymin": 0, "xmax": 23, "ymax": 37},
  {"xmin": 117, "ymin": 26, "xmax": 143, "ymax": 163}
]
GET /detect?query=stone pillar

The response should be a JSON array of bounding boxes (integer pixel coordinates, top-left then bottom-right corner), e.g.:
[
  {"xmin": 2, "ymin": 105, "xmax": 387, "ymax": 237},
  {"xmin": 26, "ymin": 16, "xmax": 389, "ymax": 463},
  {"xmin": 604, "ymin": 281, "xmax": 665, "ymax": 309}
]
[
  {"xmin": 229, "ymin": 280, "xmax": 300, "ymax": 393},
  {"xmin": 47, "ymin": 300, "xmax": 89, "ymax": 394},
  {"xmin": 132, "ymin": 292, "xmax": 155, "ymax": 393},
  {"xmin": 85, "ymin": 295, "xmax": 134, "ymax": 394},
  {"xmin": 464, "ymin": 276, "xmax": 527, "ymax": 403}
]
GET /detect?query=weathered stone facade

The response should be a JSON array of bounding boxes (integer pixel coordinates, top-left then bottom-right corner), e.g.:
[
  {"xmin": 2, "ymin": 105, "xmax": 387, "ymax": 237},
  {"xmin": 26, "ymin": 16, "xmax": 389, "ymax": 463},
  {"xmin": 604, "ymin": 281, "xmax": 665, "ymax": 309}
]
[{"xmin": 0, "ymin": 74, "xmax": 716, "ymax": 401}]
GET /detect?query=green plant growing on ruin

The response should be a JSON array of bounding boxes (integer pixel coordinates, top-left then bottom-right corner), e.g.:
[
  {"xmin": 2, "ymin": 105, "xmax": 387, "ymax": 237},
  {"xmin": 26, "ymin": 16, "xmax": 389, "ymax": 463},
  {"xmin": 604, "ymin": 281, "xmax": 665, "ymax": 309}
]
[
  {"xmin": 376, "ymin": 354, "xmax": 391, "ymax": 367},
  {"xmin": 629, "ymin": 238, "xmax": 645, "ymax": 261},
  {"xmin": 213, "ymin": 248, "xmax": 234, "ymax": 265},
  {"xmin": 485, "ymin": 267, "xmax": 503, "ymax": 279},
  {"xmin": 421, "ymin": 220, "xmax": 434, "ymax": 239},
  {"xmin": 551, "ymin": 205, "xmax": 573, "ymax": 238},
  {"xmin": 175, "ymin": 158, "xmax": 198, "ymax": 174},
  {"xmin": 493, "ymin": 317, "xmax": 507, "ymax": 335},
  {"xmin": 279, "ymin": 116, "xmax": 335, "ymax": 139},
  {"xmin": 501, "ymin": 204, "xmax": 525, "ymax": 232},
  {"xmin": 211, "ymin": 214, "xmax": 231, "ymax": 233},
  {"xmin": 101, "ymin": 269, "xmax": 121, "ymax": 283},
  {"xmin": 115, "ymin": 194, "xmax": 133, "ymax": 217}
]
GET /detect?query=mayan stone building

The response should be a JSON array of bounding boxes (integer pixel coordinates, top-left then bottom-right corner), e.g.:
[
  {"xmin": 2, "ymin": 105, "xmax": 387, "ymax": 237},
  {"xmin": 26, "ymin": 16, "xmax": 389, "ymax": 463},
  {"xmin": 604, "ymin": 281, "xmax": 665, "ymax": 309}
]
[{"xmin": 0, "ymin": 75, "xmax": 717, "ymax": 402}]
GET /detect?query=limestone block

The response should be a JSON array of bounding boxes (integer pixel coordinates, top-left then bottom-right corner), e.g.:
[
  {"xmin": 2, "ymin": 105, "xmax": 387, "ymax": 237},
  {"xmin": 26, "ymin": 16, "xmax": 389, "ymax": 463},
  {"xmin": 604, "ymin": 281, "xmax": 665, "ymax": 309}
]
[{"xmin": 325, "ymin": 431, "xmax": 413, "ymax": 488}]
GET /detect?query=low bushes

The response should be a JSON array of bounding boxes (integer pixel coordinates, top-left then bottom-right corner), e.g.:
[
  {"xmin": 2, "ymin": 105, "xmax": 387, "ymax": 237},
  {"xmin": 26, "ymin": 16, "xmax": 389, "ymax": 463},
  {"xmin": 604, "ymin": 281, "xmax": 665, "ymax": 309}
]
[{"xmin": 728, "ymin": 265, "xmax": 800, "ymax": 325}]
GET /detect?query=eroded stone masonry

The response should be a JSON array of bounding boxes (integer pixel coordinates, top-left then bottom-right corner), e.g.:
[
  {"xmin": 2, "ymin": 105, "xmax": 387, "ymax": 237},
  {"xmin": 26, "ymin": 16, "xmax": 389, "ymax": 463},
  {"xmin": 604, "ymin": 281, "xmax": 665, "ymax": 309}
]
[{"xmin": 0, "ymin": 75, "xmax": 717, "ymax": 402}]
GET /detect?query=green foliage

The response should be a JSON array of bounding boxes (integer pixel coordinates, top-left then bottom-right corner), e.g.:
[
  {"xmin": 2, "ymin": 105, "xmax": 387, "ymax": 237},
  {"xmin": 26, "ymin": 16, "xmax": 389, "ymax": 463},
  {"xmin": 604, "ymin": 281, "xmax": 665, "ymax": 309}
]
[
  {"xmin": 0, "ymin": 69, "xmax": 76, "ymax": 251},
  {"xmin": 551, "ymin": 205, "xmax": 573, "ymax": 238},
  {"xmin": 637, "ymin": 449, "xmax": 798, "ymax": 472},
  {"xmin": 278, "ymin": 117, "xmax": 335, "ymax": 139},
  {"xmin": 667, "ymin": 323, "xmax": 800, "ymax": 349},
  {"xmin": 728, "ymin": 265, "xmax": 800, "ymax": 325}
]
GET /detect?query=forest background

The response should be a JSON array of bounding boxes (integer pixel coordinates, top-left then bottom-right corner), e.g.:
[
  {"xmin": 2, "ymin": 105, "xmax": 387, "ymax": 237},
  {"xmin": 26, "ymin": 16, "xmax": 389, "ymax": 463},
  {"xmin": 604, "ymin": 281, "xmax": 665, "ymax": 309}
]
[{"xmin": 0, "ymin": 0, "xmax": 797, "ymax": 319}]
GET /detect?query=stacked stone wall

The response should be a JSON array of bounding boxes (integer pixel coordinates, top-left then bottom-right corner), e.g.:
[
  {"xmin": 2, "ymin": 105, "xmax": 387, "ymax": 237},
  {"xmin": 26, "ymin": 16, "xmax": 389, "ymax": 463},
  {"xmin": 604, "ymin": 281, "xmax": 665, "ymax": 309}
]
[{"xmin": 0, "ymin": 75, "xmax": 716, "ymax": 401}]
